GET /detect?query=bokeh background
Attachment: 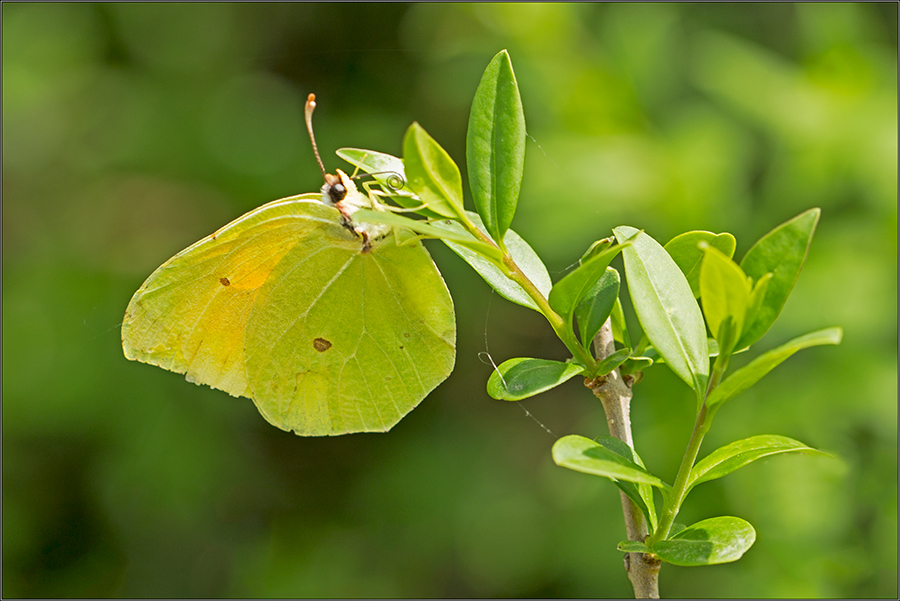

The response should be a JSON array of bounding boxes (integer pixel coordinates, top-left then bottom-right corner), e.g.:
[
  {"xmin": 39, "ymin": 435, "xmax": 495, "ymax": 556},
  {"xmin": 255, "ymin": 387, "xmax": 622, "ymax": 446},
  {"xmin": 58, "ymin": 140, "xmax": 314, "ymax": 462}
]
[{"xmin": 3, "ymin": 3, "xmax": 897, "ymax": 598}]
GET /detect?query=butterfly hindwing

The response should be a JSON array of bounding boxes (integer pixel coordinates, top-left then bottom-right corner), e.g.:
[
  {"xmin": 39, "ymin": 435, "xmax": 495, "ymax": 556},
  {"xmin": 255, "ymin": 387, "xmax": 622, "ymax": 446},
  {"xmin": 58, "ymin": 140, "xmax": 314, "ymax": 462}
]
[{"xmin": 245, "ymin": 218, "xmax": 456, "ymax": 436}]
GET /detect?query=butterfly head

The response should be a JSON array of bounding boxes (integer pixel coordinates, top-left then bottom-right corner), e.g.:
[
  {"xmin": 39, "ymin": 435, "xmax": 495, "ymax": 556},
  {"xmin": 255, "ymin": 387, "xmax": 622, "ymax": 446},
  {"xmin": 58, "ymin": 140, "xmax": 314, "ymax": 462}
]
[{"xmin": 322, "ymin": 169, "xmax": 369, "ymax": 211}]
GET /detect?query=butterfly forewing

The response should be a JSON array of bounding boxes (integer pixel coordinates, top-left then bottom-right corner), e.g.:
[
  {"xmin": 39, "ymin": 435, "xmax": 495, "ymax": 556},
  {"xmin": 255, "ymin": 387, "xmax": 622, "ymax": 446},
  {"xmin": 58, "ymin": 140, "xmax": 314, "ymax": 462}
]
[{"xmin": 122, "ymin": 195, "xmax": 329, "ymax": 397}]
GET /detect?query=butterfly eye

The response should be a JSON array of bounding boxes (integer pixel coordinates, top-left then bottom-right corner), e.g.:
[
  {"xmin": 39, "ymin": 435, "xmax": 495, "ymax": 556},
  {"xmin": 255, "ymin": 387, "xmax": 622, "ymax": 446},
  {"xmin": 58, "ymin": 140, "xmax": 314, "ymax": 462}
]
[{"xmin": 328, "ymin": 183, "xmax": 347, "ymax": 203}]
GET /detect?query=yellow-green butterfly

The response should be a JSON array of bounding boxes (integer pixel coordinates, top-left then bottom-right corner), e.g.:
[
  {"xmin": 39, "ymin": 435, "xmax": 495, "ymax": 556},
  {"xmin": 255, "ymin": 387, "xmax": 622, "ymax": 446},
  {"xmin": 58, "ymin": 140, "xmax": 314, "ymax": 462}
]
[{"xmin": 122, "ymin": 95, "xmax": 456, "ymax": 436}]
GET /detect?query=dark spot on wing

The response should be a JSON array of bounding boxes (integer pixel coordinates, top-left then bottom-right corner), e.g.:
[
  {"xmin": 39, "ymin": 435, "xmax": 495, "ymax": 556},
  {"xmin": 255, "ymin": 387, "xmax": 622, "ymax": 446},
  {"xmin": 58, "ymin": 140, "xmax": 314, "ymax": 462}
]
[
  {"xmin": 313, "ymin": 338, "xmax": 332, "ymax": 352},
  {"xmin": 220, "ymin": 277, "xmax": 231, "ymax": 286}
]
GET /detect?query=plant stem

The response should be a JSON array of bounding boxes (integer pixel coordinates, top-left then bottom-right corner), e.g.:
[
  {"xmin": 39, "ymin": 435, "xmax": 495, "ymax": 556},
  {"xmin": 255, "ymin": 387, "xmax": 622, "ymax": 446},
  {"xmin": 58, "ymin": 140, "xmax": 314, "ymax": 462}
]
[
  {"xmin": 590, "ymin": 321, "xmax": 660, "ymax": 599},
  {"xmin": 651, "ymin": 342, "xmax": 732, "ymax": 543},
  {"xmin": 650, "ymin": 404, "xmax": 710, "ymax": 544},
  {"xmin": 461, "ymin": 217, "xmax": 598, "ymax": 370}
]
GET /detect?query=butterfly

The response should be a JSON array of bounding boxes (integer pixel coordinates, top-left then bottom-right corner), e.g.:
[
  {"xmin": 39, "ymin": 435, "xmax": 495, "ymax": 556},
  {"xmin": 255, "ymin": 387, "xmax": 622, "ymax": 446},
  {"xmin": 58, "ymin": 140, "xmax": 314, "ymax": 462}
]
[{"xmin": 122, "ymin": 95, "xmax": 456, "ymax": 436}]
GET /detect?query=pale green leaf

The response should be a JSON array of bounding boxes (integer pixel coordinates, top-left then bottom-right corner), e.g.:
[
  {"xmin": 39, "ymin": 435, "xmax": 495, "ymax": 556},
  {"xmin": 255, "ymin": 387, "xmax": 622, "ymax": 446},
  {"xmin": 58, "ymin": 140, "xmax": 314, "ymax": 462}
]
[
  {"xmin": 688, "ymin": 434, "xmax": 829, "ymax": 491},
  {"xmin": 610, "ymin": 297, "xmax": 631, "ymax": 348},
  {"xmin": 402, "ymin": 122, "xmax": 465, "ymax": 219},
  {"xmin": 665, "ymin": 231, "xmax": 736, "ymax": 298},
  {"xmin": 353, "ymin": 209, "xmax": 503, "ymax": 262},
  {"xmin": 700, "ymin": 244, "xmax": 751, "ymax": 351},
  {"xmin": 708, "ymin": 327, "xmax": 843, "ymax": 408}
]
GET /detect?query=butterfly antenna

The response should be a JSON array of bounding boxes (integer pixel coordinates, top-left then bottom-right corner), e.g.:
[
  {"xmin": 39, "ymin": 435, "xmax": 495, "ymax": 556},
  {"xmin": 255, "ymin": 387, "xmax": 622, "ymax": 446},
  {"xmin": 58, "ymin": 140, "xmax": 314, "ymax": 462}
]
[{"xmin": 305, "ymin": 93, "xmax": 327, "ymax": 180}]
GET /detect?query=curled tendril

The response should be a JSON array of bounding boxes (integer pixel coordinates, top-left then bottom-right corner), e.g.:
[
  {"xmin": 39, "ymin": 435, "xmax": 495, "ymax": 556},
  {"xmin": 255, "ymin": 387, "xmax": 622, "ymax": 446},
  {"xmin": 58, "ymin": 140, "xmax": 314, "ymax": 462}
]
[{"xmin": 383, "ymin": 172, "xmax": 405, "ymax": 192}]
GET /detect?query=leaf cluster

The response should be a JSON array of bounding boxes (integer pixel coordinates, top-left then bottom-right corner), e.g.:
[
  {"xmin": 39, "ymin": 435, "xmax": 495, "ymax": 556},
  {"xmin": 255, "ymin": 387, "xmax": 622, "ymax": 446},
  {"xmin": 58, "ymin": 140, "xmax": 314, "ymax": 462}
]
[{"xmin": 341, "ymin": 50, "xmax": 841, "ymax": 570}]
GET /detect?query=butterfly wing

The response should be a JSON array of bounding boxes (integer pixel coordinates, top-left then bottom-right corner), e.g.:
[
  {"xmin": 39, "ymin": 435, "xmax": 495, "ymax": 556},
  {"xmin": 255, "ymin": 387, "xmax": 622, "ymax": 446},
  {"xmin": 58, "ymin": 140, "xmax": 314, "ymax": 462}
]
[
  {"xmin": 245, "ymin": 220, "xmax": 456, "ymax": 436},
  {"xmin": 122, "ymin": 193, "xmax": 327, "ymax": 397},
  {"xmin": 123, "ymin": 192, "xmax": 456, "ymax": 436}
]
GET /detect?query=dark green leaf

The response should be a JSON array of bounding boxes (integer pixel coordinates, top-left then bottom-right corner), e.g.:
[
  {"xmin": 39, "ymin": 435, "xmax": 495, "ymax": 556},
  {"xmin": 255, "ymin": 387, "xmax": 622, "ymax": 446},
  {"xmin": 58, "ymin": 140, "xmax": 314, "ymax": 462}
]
[
  {"xmin": 595, "ymin": 348, "xmax": 632, "ymax": 377},
  {"xmin": 707, "ymin": 327, "xmax": 842, "ymax": 408},
  {"xmin": 487, "ymin": 358, "xmax": 583, "ymax": 401},
  {"xmin": 575, "ymin": 267, "xmax": 620, "ymax": 347},
  {"xmin": 665, "ymin": 231, "xmax": 736, "ymax": 298},
  {"xmin": 614, "ymin": 226, "xmax": 709, "ymax": 393},
  {"xmin": 466, "ymin": 49, "xmax": 526, "ymax": 242},
  {"xmin": 552, "ymin": 435, "xmax": 670, "ymax": 489},
  {"xmin": 594, "ymin": 436, "xmax": 659, "ymax": 531},
  {"xmin": 549, "ymin": 241, "xmax": 630, "ymax": 329},
  {"xmin": 617, "ymin": 540, "xmax": 652, "ymax": 553},
  {"xmin": 434, "ymin": 212, "xmax": 552, "ymax": 312},
  {"xmin": 688, "ymin": 435, "xmax": 829, "ymax": 492},
  {"xmin": 402, "ymin": 122, "xmax": 465, "ymax": 219},
  {"xmin": 738, "ymin": 208, "xmax": 820, "ymax": 348},
  {"xmin": 653, "ymin": 517, "xmax": 756, "ymax": 566}
]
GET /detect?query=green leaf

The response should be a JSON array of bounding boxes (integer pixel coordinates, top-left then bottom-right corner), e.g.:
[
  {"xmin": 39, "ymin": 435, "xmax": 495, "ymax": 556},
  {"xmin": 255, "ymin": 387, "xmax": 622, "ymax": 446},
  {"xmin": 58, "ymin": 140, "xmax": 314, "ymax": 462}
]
[
  {"xmin": 595, "ymin": 348, "xmax": 632, "ymax": 377},
  {"xmin": 653, "ymin": 517, "xmax": 756, "ymax": 566},
  {"xmin": 580, "ymin": 238, "xmax": 613, "ymax": 262},
  {"xmin": 593, "ymin": 436, "xmax": 659, "ymax": 531},
  {"xmin": 669, "ymin": 522, "xmax": 688, "ymax": 537},
  {"xmin": 699, "ymin": 244, "xmax": 751, "ymax": 352},
  {"xmin": 434, "ymin": 212, "xmax": 552, "ymax": 312},
  {"xmin": 643, "ymin": 337, "xmax": 749, "ymax": 362},
  {"xmin": 665, "ymin": 231, "xmax": 736, "ymax": 298},
  {"xmin": 466, "ymin": 49, "xmax": 526, "ymax": 243},
  {"xmin": 574, "ymin": 267, "xmax": 620, "ymax": 347},
  {"xmin": 552, "ymin": 435, "xmax": 670, "ymax": 489},
  {"xmin": 487, "ymin": 358, "xmax": 583, "ymax": 401},
  {"xmin": 402, "ymin": 122, "xmax": 465, "ymax": 219},
  {"xmin": 352, "ymin": 209, "xmax": 503, "ymax": 262},
  {"xmin": 617, "ymin": 540, "xmax": 652, "ymax": 553},
  {"xmin": 738, "ymin": 208, "xmax": 820, "ymax": 348},
  {"xmin": 610, "ymin": 297, "xmax": 631, "ymax": 348},
  {"xmin": 614, "ymin": 226, "xmax": 709, "ymax": 393},
  {"xmin": 708, "ymin": 327, "xmax": 842, "ymax": 408},
  {"xmin": 688, "ymin": 435, "xmax": 829, "ymax": 492},
  {"xmin": 620, "ymin": 355, "xmax": 653, "ymax": 376},
  {"xmin": 744, "ymin": 272, "xmax": 773, "ymax": 336},
  {"xmin": 549, "ymin": 241, "xmax": 630, "ymax": 330}
]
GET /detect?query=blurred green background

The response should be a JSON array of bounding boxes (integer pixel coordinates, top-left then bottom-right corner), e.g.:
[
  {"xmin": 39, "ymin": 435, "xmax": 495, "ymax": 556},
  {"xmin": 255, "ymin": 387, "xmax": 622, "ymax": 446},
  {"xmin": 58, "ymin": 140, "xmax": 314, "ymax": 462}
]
[{"xmin": 3, "ymin": 3, "xmax": 897, "ymax": 597}]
